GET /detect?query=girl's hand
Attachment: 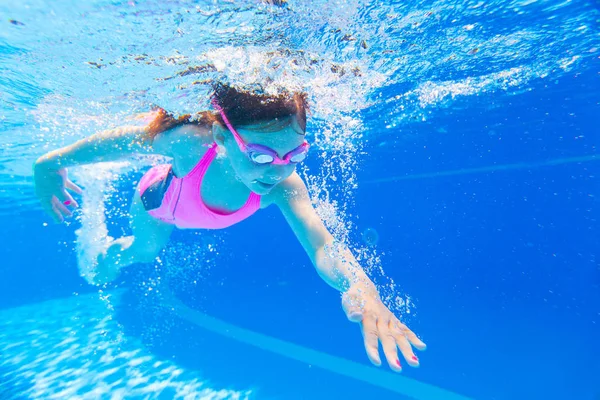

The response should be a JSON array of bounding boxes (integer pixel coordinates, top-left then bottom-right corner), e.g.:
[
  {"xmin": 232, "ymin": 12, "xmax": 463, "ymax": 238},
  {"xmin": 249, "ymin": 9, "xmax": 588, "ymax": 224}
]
[
  {"xmin": 342, "ymin": 283, "xmax": 427, "ymax": 372},
  {"xmin": 33, "ymin": 163, "xmax": 82, "ymax": 223}
]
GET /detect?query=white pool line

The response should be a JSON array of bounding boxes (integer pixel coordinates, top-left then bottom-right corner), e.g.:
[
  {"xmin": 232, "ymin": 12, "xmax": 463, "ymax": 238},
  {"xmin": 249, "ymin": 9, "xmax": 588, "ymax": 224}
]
[
  {"xmin": 364, "ymin": 154, "xmax": 599, "ymax": 184},
  {"xmin": 159, "ymin": 288, "xmax": 473, "ymax": 400}
]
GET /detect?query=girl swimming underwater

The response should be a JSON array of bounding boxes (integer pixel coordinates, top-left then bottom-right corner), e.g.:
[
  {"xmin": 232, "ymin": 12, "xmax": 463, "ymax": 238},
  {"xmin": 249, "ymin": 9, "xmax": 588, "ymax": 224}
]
[{"xmin": 33, "ymin": 83, "xmax": 426, "ymax": 372}]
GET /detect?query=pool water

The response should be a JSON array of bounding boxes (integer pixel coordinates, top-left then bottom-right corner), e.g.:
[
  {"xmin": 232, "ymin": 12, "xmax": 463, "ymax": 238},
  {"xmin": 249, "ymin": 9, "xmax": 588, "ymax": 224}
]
[{"xmin": 1, "ymin": 0, "xmax": 599, "ymax": 399}]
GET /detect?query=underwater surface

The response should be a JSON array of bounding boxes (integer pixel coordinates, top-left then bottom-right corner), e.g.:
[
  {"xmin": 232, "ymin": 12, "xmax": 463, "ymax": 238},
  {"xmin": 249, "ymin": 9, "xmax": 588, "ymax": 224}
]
[{"xmin": 1, "ymin": 0, "xmax": 599, "ymax": 399}]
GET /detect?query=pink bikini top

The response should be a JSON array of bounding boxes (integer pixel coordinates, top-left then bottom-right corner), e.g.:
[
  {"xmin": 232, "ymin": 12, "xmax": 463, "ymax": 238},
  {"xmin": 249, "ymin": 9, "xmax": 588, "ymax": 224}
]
[{"xmin": 139, "ymin": 144, "xmax": 261, "ymax": 229}]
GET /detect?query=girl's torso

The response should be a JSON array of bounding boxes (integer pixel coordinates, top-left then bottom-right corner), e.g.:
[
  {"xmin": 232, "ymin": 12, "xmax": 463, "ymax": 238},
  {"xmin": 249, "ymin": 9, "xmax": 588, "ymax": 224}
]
[{"xmin": 140, "ymin": 124, "xmax": 276, "ymax": 229}]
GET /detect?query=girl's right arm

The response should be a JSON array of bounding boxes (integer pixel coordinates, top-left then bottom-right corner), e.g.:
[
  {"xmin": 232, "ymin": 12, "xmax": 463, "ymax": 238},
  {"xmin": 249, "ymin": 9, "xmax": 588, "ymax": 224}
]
[
  {"xmin": 34, "ymin": 124, "xmax": 173, "ymax": 222},
  {"xmin": 35, "ymin": 125, "xmax": 154, "ymax": 170},
  {"xmin": 34, "ymin": 116, "xmax": 208, "ymax": 222}
]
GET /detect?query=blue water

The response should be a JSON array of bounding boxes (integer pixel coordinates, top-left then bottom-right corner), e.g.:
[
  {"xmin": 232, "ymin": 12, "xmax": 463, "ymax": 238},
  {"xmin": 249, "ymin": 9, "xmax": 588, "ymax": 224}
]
[{"xmin": 1, "ymin": 0, "xmax": 599, "ymax": 399}]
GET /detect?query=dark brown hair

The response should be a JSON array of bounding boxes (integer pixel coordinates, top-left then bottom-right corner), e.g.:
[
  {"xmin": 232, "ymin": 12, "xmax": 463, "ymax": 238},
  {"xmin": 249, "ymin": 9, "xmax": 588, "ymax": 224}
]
[{"xmin": 146, "ymin": 83, "xmax": 309, "ymax": 142}]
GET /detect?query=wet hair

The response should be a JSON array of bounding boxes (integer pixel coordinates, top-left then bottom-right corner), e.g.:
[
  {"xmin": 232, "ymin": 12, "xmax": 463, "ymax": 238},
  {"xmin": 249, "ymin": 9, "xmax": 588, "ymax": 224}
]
[{"xmin": 146, "ymin": 83, "xmax": 309, "ymax": 142}]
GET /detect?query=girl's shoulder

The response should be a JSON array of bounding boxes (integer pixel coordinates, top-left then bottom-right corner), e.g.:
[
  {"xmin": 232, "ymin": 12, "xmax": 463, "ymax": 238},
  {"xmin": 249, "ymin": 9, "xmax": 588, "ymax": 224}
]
[
  {"xmin": 155, "ymin": 123, "xmax": 214, "ymax": 178},
  {"xmin": 152, "ymin": 121, "xmax": 213, "ymax": 158},
  {"xmin": 260, "ymin": 171, "xmax": 308, "ymax": 209}
]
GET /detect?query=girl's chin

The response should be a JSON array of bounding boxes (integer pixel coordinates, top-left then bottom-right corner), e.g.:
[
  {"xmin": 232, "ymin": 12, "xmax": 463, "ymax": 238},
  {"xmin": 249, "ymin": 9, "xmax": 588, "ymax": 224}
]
[{"xmin": 250, "ymin": 179, "xmax": 277, "ymax": 193}]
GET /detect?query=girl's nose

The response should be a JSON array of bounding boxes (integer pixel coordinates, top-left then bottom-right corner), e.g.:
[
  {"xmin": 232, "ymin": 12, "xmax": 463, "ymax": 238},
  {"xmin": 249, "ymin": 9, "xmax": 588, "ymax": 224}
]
[{"xmin": 265, "ymin": 163, "xmax": 295, "ymax": 181}]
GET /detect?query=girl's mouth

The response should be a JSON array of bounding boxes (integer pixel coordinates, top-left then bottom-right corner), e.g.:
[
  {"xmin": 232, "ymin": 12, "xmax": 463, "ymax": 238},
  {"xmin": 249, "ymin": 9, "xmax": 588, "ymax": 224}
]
[{"xmin": 252, "ymin": 180, "xmax": 276, "ymax": 189}]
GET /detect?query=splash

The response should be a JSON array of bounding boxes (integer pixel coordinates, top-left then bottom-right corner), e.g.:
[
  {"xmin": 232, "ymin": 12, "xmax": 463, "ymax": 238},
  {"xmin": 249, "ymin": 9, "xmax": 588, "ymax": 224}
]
[
  {"xmin": 69, "ymin": 155, "xmax": 159, "ymax": 286},
  {"xmin": 69, "ymin": 154, "xmax": 219, "ymax": 345},
  {"xmin": 71, "ymin": 163, "xmax": 134, "ymax": 284}
]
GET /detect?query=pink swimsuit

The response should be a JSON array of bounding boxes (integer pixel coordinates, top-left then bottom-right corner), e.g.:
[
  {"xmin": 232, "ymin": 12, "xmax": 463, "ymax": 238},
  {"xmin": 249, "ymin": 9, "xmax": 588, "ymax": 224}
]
[{"xmin": 138, "ymin": 144, "xmax": 261, "ymax": 229}]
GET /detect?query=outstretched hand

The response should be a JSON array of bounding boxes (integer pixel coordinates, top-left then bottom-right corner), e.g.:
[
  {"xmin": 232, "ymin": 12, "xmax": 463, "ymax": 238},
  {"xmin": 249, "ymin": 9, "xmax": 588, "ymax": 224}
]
[
  {"xmin": 34, "ymin": 165, "xmax": 82, "ymax": 223},
  {"xmin": 342, "ymin": 283, "xmax": 426, "ymax": 372}
]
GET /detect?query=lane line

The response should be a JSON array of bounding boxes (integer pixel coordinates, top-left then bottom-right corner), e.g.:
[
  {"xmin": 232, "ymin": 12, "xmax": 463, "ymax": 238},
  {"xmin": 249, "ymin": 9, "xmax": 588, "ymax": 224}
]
[
  {"xmin": 364, "ymin": 154, "xmax": 599, "ymax": 184},
  {"xmin": 160, "ymin": 288, "xmax": 473, "ymax": 400}
]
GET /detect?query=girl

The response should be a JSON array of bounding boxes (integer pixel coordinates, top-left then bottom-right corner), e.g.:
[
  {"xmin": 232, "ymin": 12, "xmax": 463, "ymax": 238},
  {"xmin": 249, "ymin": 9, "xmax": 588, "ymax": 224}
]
[{"xmin": 33, "ymin": 83, "xmax": 426, "ymax": 372}]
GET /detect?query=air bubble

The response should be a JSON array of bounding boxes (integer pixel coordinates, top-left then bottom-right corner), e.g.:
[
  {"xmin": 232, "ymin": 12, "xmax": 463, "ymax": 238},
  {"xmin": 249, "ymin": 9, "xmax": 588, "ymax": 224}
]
[{"xmin": 361, "ymin": 227, "xmax": 379, "ymax": 247}]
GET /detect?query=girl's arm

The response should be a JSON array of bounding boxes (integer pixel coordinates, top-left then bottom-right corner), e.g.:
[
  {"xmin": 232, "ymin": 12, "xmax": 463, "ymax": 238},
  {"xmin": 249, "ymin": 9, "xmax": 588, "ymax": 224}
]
[
  {"xmin": 272, "ymin": 172, "xmax": 376, "ymax": 294},
  {"xmin": 33, "ymin": 117, "xmax": 206, "ymax": 222},
  {"xmin": 35, "ymin": 126, "xmax": 151, "ymax": 169},
  {"xmin": 272, "ymin": 172, "xmax": 426, "ymax": 371},
  {"xmin": 34, "ymin": 122, "xmax": 181, "ymax": 169}
]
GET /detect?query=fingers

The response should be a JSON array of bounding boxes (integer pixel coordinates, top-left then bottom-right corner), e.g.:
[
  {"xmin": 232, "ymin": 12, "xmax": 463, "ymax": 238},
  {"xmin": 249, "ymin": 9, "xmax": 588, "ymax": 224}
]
[
  {"xmin": 65, "ymin": 179, "xmax": 83, "ymax": 195},
  {"xmin": 44, "ymin": 200, "xmax": 63, "ymax": 223},
  {"xmin": 344, "ymin": 290, "xmax": 426, "ymax": 372},
  {"xmin": 377, "ymin": 319, "xmax": 402, "ymax": 372},
  {"xmin": 394, "ymin": 330, "xmax": 420, "ymax": 368},
  {"xmin": 360, "ymin": 314, "xmax": 382, "ymax": 366},
  {"xmin": 36, "ymin": 168, "xmax": 82, "ymax": 223},
  {"xmin": 59, "ymin": 189, "xmax": 79, "ymax": 208},
  {"xmin": 43, "ymin": 191, "xmax": 79, "ymax": 223},
  {"xmin": 52, "ymin": 196, "xmax": 72, "ymax": 217},
  {"xmin": 47, "ymin": 196, "xmax": 73, "ymax": 223},
  {"xmin": 359, "ymin": 314, "xmax": 427, "ymax": 372},
  {"xmin": 57, "ymin": 178, "xmax": 82, "ymax": 211},
  {"xmin": 391, "ymin": 320, "xmax": 425, "ymax": 367},
  {"xmin": 397, "ymin": 321, "xmax": 427, "ymax": 351}
]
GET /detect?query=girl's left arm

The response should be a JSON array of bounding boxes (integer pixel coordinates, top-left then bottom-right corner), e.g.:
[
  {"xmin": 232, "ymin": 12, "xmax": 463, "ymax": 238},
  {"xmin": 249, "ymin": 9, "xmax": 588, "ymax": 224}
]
[
  {"xmin": 273, "ymin": 173, "xmax": 373, "ymax": 292},
  {"xmin": 272, "ymin": 172, "xmax": 427, "ymax": 372}
]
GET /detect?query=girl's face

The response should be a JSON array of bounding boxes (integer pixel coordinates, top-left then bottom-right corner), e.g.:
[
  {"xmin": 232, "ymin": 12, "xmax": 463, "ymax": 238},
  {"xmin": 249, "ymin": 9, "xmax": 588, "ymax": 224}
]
[{"xmin": 213, "ymin": 115, "xmax": 307, "ymax": 195}]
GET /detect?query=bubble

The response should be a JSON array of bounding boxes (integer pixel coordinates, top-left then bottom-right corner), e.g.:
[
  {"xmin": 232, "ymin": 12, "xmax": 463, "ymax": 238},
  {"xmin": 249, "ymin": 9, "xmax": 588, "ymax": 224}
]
[{"xmin": 361, "ymin": 227, "xmax": 379, "ymax": 247}]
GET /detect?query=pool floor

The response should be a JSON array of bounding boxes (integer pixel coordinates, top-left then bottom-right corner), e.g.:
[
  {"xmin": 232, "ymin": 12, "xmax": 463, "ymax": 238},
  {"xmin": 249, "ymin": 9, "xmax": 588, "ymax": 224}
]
[{"xmin": 0, "ymin": 290, "xmax": 470, "ymax": 400}]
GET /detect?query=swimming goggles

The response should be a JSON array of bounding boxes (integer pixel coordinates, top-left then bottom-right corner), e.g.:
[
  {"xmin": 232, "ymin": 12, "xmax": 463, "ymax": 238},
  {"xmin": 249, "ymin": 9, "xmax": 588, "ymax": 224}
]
[{"xmin": 212, "ymin": 98, "xmax": 309, "ymax": 165}]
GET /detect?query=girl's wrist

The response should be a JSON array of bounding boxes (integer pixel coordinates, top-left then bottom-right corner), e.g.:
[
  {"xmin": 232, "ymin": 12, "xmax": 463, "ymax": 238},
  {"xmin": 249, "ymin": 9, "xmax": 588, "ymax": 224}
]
[{"xmin": 349, "ymin": 279, "xmax": 379, "ymax": 298}]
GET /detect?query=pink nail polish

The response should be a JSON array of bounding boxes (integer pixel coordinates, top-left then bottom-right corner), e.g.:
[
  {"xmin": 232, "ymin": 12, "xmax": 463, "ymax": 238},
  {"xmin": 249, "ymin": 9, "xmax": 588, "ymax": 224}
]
[
  {"xmin": 412, "ymin": 356, "xmax": 419, "ymax": 361},
  {"xmin": 396, "ymin": 359, "xmax": 401, "ymax": 367},
  {"xmin": 63, "ymin": 200, "xmax": 71, "ymax": 206}
]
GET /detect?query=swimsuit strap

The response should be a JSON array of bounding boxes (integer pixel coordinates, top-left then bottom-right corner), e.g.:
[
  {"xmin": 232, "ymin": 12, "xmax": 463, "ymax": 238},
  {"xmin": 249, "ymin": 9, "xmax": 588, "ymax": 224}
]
[{"xmin": 183, "ymin": 143, "xmax": 217, "ymax": 180}]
